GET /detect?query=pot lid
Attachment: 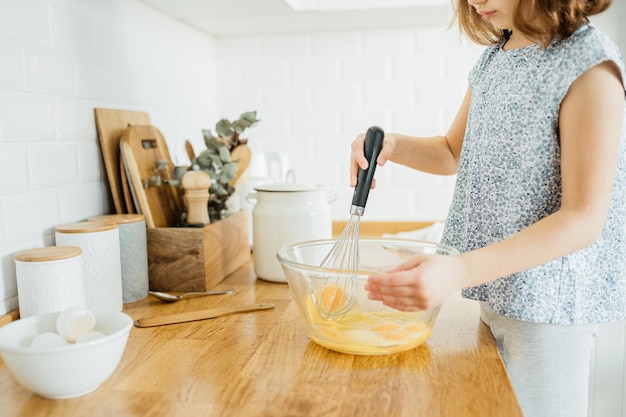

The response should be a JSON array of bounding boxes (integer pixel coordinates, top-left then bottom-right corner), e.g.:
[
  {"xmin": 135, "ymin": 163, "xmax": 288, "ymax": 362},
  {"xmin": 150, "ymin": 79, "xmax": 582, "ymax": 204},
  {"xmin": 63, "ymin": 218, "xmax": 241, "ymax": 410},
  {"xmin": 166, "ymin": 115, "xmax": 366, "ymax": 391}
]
[{"xmin": 254, "ymin": 183, "xmax": 327, "ymax": 192}]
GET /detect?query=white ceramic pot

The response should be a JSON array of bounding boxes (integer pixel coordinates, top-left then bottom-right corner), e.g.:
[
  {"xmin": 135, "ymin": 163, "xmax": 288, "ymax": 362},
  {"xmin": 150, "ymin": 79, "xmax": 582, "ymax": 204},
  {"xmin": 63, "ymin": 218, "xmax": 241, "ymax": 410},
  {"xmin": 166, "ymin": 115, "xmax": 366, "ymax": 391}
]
[{"xmin": 248, "ymin": 183, "xmax": 334, "ymax": 283}]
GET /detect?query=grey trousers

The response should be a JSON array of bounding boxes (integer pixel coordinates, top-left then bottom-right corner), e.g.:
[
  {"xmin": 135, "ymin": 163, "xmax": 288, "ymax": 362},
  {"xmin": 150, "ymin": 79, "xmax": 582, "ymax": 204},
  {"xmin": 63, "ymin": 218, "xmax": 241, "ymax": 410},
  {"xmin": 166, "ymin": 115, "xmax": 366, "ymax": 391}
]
[{"xmin": 480, "ymin": 302, "xmax": 598, "ymax": 417}]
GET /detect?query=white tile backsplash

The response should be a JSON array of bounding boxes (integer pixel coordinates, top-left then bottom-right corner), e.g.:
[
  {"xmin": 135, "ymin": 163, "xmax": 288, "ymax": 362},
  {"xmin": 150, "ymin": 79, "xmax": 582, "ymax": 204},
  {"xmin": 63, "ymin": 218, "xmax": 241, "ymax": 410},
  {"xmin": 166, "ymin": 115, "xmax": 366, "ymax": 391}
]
[
  {"xmin": 242, "ymin": 59, "xmax": 290, "ymax": 86},
  {"xmin": 362, "ymin": 29, "xmax": 414, "ymax": 56},
  {"xmin": 77, "ymin": 141, "xmax": 106, "ymax": 182},
  {"xmin": 1, "ymin": 190, "xmax": 60, "ymax": 247},
  {"xmin": 339, "ymin": 109, "xmax": 392, "ymax": 136},
  {"xmin": 0, "ymin": 91, "xmax": 56, "ymax": 141},
  {"xmin": 23, "ymin": 44, "xmax": 78, "ymax": 96},
  {"xmin": 0, "ymin": 39, "xmax": 23, "ymax": 90},
  {"xmin": 311, "ymin": 32, "xmax": 362, "ymax": 57},
  {"xmin": 259, "ymin": 33, "xmax": 312, "ymax": 60},
  {"xmin": 290, "ymin": 58, "xmax": 340, "ymax": 85},
  {"xmin": 57, "ymin": 181, "xmax": 108, "ymax": 223},
  {"xmin": 30, "ymin": 142, "xmax": 79, "ymax": 188},
  {"xmin": 339, "ymin": 55, "xmax": 391, "ymax": 83},
  {"xmin": 50, "ymin": 4, "xmax": 97, "ymax": 56},
  {"xmin": 0, "ymin": 144, "xmax": 29, "ymax": 194},
  {"xmin": 312, "ymin": 84, "xmax": 360, "ymax": 109},
  {"xmin": 55, "ymin": 97, "xmax": 98, "ymax": 141},
  {"xmin": 362, "ymin": 82, "xmax": 414, "ymax": 108},
  {"xmin": 392, "ymin": 53, "xmax": 446, "ymax": 81},
  {"xmin": 261, "ymin": 85, "xmax": 311, "ymax": 110},
  {"xmin": 391, "ymin": 107, "xmax": 445, "ymax": 136},
  {"xmin": 0, "ymin": 0, "xmax": 50, "ymax": 45},
  {"xmin": 75, "ymin": 58, "xmax": 118, "ymax": 101}
]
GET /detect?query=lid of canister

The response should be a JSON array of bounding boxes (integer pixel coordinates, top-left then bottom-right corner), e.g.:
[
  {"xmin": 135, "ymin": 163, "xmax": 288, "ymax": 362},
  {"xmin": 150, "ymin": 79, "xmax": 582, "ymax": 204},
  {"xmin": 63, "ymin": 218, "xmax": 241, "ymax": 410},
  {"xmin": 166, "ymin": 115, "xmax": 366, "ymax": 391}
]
[
  {"xmin": 55, "ymin": 221, "xmax": 118, "ymax": 234},
  {"xmin": 14, "ymin": 246, "xmax": 82, "ymax": 262},
  {"xmin": 254, "ymin": 183, "xmax": 328, "ymax": 192},
  {"xmin": 87, "ymin": 214, "xmax": 145, "ymax": 225}
]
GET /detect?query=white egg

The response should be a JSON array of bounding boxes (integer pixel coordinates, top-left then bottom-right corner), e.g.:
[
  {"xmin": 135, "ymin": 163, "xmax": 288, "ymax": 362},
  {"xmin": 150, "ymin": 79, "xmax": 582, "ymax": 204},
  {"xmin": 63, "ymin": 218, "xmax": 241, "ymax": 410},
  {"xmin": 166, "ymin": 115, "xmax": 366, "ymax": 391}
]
[
  {"xmin": 76, "ymin": 331, "xmax": 106, "ymax": 344},
  {"xmin": 31, "ymin": 332, "xmax": 70, "ymax": 348},
  {"xmin": 56, "ymin": 307, "xmax": 96, "ymax": 342}
]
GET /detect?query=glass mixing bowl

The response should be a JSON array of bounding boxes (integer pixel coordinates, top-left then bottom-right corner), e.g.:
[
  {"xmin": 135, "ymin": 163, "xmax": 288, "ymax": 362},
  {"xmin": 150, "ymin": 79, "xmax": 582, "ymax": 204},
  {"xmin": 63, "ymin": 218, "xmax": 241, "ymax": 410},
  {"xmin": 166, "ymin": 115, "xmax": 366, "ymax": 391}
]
[{"xmin": 277, "ymin": 238, "xmax": 459, "ymax": 355}]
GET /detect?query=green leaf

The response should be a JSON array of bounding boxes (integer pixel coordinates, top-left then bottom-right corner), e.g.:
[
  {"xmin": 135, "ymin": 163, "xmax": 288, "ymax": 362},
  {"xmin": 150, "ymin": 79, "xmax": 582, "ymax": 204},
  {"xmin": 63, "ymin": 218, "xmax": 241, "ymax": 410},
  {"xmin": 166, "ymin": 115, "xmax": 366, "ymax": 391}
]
[
  {"xmin": 150, "ymin": 175, "xmax": 162, "ymax": 187},
  {"xmin": 240, "ymin": 111, "xmax": 259, "ymax": 124},
  {"xmin": 195, "ymin": 150, "xmax": 214, "ymax": 168},
  {"xmin": 219, "ymin": 171, "xmax": 235, "ymax": 183},
  {"xmin": 172, "ymin": 166, "xmax": 188, "ymax": 181},
  {"xmin": 209, "ymin": 154, "xmax": 223, "ymax": 167},
  {"xmin": 222, "ymin": 163, "xmax": 238, "ymax": 175},
  {"xmin": 231, "ymin": 120, "xmax": 245, "ymax": 134},
  {"xmin": 199, "ymin": 167, "xmax": 214, "ymax": 179},
  {"xmin": 214, "ymin": 186, "xmax": 228, "ymax": 197},
  {"xmin": 215, "ymin": 119, "xmax": 233, "ymax": 138},
  {"xmin": 155, "ymin": 159, "xmax": 169, "ymax": 171},
  {"xmin": 202, "ymin": 130, "xmax": 217, "ymax": 148},
  {"xmin": 218, "ymin": 146, "xmax": 231, "ymax": 162}
]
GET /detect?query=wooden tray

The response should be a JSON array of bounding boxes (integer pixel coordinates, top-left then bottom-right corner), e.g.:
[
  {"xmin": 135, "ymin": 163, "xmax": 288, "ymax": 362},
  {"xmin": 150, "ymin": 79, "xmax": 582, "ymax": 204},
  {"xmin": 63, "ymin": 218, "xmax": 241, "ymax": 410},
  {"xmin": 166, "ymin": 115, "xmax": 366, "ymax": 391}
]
[
  {"xmin": 147, "ymin": 210, "xmax": 251, "ymax": 292},
  {"xmin": 120, "ymin": 125, "xmax": 184, "ymax": 228}
]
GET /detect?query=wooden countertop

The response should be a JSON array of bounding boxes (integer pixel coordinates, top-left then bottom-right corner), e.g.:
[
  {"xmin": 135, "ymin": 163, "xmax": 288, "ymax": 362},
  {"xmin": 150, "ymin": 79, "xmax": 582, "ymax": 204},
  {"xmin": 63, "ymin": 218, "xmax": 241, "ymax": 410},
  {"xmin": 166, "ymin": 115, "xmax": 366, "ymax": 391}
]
[{"xmin": 0, "ymin": 261, "xmax": 522, "ymax": 417}]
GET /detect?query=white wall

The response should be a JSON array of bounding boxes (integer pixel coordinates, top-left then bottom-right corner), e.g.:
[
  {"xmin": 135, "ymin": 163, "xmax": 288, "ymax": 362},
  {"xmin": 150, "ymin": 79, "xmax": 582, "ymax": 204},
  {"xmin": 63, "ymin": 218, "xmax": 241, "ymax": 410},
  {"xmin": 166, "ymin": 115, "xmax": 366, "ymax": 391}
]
[{"xmin": 0, "ymin": 0, "xmax": 218, "ymax": 315}]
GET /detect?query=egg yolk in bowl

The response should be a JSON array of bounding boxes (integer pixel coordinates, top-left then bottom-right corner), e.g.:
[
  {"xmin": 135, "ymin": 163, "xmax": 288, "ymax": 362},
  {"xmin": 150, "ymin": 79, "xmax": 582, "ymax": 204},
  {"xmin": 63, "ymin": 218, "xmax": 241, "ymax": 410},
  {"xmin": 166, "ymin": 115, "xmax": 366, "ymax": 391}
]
[{"xmin": 305, "ymin": 286, "xmax": 433, "ymax": 355}]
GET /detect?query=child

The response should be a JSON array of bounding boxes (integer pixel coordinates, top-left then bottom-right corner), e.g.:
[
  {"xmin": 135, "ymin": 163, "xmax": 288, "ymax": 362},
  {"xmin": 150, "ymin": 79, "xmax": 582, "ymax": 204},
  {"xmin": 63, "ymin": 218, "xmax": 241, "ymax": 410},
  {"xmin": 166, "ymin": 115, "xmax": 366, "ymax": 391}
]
[{"xmin": 353, "ymin": 1, "xmax": 626, "ymax": 416}]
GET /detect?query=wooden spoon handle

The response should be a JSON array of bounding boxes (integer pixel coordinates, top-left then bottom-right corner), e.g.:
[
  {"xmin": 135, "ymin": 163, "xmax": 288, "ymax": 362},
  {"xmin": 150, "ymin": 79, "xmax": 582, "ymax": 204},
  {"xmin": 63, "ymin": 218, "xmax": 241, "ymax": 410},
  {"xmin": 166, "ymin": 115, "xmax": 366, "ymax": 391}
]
[{"xmin": 134, "ymin": 303, "xmax": 275, "ymax": 328}]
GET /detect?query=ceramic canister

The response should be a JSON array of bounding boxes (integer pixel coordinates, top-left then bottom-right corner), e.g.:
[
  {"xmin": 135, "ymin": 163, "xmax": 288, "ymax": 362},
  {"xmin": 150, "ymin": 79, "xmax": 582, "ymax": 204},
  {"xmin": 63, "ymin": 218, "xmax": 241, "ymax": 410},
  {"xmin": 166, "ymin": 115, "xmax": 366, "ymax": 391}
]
[
  {"xmin": 247, "ymin": 183, "xmax": 334, "ymax": 283},
  {"xmin": 55, "ymin": 221, "xmax": 123, "ymax": 311},
  {"xmin": 88, "ymin": 214, "xmax": 149, "ymax": 303},
  {"xmin": 14, "ymin": 246, "xmax": 86, "ymax": 318}
]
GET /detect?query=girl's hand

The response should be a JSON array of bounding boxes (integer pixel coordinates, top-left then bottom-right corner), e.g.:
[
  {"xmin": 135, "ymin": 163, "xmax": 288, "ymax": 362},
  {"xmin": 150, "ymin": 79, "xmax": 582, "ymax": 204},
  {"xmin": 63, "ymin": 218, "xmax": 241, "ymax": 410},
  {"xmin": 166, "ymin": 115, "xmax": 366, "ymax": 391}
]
[
  {"xmin": 350, "ymin": 132, "xmax": 397, "ymax": 188},
  {"xmin": 364, "ymin": 253, "xmax": 468, "ymax": 311}
]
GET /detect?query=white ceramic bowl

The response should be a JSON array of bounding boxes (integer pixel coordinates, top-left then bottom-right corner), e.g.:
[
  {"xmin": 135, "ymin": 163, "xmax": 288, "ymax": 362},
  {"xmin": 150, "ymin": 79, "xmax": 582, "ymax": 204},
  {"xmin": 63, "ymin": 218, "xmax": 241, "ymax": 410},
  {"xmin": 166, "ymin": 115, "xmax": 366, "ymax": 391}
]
[
  {"xmin": 277, "ymin": 238, "xmax": 459, "ymax": 355},
  {"xmin": 0, "ymin": 310, "xmax": 132, "ymax": 399}
]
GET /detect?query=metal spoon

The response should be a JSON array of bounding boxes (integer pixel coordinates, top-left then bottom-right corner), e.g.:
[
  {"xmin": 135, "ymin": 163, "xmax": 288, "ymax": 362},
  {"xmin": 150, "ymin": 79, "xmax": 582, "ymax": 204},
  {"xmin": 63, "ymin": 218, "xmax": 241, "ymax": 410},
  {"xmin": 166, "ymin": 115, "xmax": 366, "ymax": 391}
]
[{"xmin": 148, "ymin": 289, "xmax": 234, "ymax": 302}]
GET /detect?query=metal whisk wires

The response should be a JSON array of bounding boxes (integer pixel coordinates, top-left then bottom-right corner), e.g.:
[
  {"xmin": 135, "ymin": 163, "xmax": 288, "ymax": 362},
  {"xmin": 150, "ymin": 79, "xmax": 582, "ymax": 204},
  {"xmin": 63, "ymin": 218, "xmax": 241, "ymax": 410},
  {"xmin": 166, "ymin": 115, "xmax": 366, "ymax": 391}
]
[
  {"xmin": 315, "ymin": 214, "xmax": 361, "ymax": 319},
  {"xmin": 315, "ymin": 126, "xmax": 384, "ymax": 320}
]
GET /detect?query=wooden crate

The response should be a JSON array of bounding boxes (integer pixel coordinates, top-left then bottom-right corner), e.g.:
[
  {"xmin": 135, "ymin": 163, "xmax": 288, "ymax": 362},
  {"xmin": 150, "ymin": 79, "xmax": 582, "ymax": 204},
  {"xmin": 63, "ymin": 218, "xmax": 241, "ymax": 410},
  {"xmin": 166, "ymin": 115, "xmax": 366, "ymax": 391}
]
[{"xmin": 146, "ymin": 210, "xmax": 250, "ymax": 292}]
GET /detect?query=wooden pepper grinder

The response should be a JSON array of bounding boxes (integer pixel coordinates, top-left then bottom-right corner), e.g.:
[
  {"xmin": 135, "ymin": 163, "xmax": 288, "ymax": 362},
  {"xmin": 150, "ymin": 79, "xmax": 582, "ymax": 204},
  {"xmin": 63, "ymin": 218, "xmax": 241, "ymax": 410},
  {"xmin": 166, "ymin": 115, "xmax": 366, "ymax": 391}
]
[{"xmin": 182, "ymin": 170, "xmax": 211, "ymax": 225}]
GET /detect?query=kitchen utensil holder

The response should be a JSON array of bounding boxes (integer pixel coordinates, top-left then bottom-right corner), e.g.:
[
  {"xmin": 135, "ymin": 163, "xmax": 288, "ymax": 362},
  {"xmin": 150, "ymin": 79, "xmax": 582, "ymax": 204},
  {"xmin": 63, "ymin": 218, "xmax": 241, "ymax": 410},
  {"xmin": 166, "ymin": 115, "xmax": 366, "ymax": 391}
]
[{"xmin": 146, "ymin": 210, "xmax": 251, "ymax": 292}]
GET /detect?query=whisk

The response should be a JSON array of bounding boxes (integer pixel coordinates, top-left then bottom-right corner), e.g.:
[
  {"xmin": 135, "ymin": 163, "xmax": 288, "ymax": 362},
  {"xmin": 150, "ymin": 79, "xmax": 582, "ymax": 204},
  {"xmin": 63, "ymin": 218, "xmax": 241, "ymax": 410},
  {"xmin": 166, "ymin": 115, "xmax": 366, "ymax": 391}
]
[{"xmin": 315, "ymin": 126, "xmax": 384, "ymax": 319}]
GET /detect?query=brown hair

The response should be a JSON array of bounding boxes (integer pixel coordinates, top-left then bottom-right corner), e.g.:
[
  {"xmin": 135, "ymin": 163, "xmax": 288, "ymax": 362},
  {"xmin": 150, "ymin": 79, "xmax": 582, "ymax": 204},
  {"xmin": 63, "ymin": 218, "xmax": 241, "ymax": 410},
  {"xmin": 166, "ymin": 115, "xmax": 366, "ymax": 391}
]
[{"xmin": 454, "ymin": 0, "xmax": 612, "ymax": 47}]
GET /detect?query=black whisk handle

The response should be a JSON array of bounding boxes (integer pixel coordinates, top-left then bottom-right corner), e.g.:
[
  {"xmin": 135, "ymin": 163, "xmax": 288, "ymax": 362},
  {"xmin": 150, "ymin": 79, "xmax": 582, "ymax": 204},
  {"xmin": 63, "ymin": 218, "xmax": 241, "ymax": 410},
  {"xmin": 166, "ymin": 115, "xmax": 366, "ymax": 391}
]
[{"xmin": 352, "ymin": 126, "xmax": 384, "ymax": 211}]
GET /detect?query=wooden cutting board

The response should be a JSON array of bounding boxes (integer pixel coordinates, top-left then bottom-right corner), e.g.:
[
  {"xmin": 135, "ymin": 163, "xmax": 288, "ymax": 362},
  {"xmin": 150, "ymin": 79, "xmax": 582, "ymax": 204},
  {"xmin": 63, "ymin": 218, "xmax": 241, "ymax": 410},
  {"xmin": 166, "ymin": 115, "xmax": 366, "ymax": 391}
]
[
  {"xmin": 120, "ymin": 125, "xmax": 184, "ymax": 228},
  {"xmin": 94, "ymin": 108, "xmax": 151, "ymax": 214}
]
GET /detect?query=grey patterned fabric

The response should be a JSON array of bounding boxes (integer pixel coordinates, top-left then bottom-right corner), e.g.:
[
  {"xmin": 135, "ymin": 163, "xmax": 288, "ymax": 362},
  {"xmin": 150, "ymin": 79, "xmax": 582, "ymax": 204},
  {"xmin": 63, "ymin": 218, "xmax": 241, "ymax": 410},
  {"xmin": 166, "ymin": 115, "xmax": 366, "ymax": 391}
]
[{"xmin": 441, "ymin": 24, "xmax": 626, "ymax": 324}]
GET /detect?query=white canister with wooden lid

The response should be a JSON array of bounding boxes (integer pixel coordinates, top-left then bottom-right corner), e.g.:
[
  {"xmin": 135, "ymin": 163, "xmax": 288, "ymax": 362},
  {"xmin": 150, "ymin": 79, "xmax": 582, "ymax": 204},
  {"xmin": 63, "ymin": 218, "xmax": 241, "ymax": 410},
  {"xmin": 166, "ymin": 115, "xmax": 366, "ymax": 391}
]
[
  {"xmin": 14, "ymin": 246, "xmax": 86, "ymax": 318},
  {"xmin": 55, "ymin": 221, "xmax": 123, "ymax": 311},
  {"xmin": 88, "ymin": 214, "xmax": 149, "ymax": 302}
]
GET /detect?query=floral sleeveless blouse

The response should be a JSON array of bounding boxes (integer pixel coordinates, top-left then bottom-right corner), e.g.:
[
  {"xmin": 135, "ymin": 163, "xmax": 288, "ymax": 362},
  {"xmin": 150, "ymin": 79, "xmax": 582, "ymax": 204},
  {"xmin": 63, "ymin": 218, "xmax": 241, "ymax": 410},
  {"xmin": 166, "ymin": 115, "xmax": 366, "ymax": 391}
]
[{"xmin": 441, "ymin": 24, "xmax": 626, "ymax": 325}]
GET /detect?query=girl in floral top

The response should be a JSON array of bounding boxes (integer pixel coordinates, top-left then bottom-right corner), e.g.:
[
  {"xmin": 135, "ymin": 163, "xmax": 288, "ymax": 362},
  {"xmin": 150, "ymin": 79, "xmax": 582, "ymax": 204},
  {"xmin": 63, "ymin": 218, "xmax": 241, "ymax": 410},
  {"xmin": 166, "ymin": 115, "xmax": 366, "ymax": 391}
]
[{"xmin": 355, "ymin": 1, "xmax": 626, "ymax": 416}]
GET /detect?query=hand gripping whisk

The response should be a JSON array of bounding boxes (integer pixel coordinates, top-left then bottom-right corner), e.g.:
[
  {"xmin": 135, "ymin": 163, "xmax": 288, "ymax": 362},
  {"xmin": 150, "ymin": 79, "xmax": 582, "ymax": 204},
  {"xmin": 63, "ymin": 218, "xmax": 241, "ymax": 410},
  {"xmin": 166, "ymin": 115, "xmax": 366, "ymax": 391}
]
[{"xmin": 315, "ymin": 126, "xmax": 384, "ymax": 319}]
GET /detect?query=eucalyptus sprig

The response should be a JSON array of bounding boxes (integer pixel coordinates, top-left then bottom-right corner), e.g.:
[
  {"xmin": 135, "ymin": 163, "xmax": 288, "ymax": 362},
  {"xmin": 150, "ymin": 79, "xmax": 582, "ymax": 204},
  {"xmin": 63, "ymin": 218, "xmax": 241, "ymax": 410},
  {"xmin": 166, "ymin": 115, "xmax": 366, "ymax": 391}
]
[
  {"xmin": 151, "ymin": 111, "xmax": 260, "ymax": 223},
  {"xmin": 202, "ymin": 110, "xmax": 260, "ymax": 151}
]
